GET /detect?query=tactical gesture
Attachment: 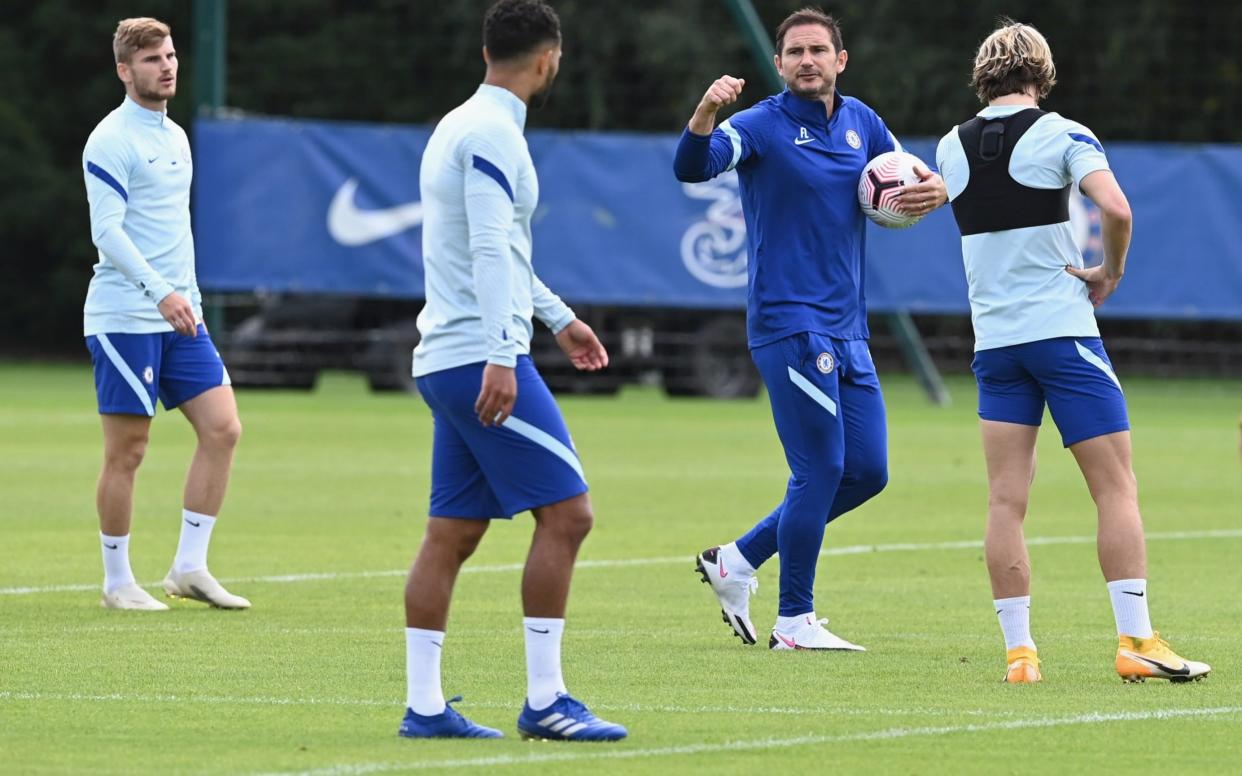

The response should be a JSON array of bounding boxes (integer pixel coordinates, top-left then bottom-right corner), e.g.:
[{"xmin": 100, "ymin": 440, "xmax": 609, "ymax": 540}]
[
  {"xmin": 701, "ymin": 75, "xmax": 745, "ymax": 111},
  {"xmin": 689, "ymin": 75, "xmax": 745, "ymax": 135}
]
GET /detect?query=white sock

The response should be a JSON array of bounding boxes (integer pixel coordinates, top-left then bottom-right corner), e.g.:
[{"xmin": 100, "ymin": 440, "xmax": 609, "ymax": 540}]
[
  {"xmin": 173, "ymin": 509, "xmax": 217, "ymax": 573},
  {"xmin": 1107, "ymin": 579, "xmax": 1153, "ymax": 638},
  {"xmin": 775, "ymin": 611, "xmax": 815, "ymax": 633},
  {"xmin": 994, "ymin": 595, "xmax": 1036, "ymax": 650},
  {"xmin": 405, "ymin": 628, "xmax": 446, "ymax": 715},
  {"xmin": 524, "ymin": 617, "xmax": 568, "ymax": 710},
  {"xmin": 101, "ymin": 533, "xmax": 135, "ymax": 593},
  {"xmin": 720, "ymin": 542, "xmax": 756, "ymax": 576}
]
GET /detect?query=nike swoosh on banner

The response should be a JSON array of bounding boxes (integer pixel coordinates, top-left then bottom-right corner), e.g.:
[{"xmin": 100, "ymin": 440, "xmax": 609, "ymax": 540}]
[{"xmin": 327, "ymin": 178, "xmax": 424, "ymax": 247}]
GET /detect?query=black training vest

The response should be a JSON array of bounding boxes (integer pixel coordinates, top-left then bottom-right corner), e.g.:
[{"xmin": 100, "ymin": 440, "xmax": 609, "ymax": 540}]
[{"xmin": 950, "ymin": 108, "xmax": 1070, "ymax": 236}]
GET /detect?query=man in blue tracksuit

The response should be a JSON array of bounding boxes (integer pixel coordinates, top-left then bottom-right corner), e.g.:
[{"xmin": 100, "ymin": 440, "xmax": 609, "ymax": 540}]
[{"xmin": 676, "ymin": 8, "xmax": 947, "ymax": 650}]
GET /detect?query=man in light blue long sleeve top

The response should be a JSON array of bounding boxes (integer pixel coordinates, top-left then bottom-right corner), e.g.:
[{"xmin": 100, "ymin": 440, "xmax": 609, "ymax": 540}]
[
  {"xmin": 398, "ymin": 0, "xmax": 625, "ymax": 743},
  {"xmin": 82, "ymin": 17, "xmax": 248, "ymax": 612}
]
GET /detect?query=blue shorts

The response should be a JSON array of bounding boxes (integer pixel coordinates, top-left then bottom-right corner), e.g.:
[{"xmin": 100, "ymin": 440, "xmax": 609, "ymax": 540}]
[
  {"xmin": 85, "ymin": 324, "xmax": 231, "ymax": 417},
  {"xmin": 972, "ymin": 337, "xmax": 1129, "ymax": 447},
  {"xmin": 415, "ymin": 355, "xmax": 589, "ymax": 519}
]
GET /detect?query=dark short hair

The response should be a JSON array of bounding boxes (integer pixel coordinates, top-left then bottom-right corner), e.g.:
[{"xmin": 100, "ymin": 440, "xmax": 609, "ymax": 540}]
[
  {"xmin": 775, "ymin": 7, "xmax": 843, "ymax": 54},
  {"xmin": 483, "ymin": 0, "xmax": 561, "ymax": 62}
]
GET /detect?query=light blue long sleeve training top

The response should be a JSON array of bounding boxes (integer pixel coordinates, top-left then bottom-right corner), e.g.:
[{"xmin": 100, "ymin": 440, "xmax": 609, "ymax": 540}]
[
  {"xmin": 82, "ymin": 96, "xmax": 201, "ymax": 336},
  {"xmin": 413, "ymin": 84, "xmax": 575, "ymax": 378}
]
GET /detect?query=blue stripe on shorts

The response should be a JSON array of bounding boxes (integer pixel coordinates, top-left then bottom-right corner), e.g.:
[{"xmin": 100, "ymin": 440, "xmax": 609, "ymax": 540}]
[
  {"xmin": 972, "ymin": 336, "xmax": 1129, "ymax": 447},
  {"xmin": 415, "ymin": 356, "xmax": 588, "ymax": 519}
]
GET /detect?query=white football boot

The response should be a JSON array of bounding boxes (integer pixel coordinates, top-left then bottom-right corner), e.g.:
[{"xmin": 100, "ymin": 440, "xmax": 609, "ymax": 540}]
[
  {"xmin": 163, "ymin": 568, "xmax": 251, "ymax": 609},
  {"xmin": 101, "ymin": 582, "xmax": 170, "ymax": 611},
  {"xmin": 769, "ymin": 613, "xmax": 865, "ymax": 651},
  {"xmin": 695, "ymin": 545, "xmax": 759, "ymax": 644}
]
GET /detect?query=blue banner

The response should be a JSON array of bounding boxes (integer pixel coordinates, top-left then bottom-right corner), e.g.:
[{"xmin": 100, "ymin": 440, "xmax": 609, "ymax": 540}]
[{"xmin": 194, "ymin": 117, "xmax": 1242, "ymax": 320}]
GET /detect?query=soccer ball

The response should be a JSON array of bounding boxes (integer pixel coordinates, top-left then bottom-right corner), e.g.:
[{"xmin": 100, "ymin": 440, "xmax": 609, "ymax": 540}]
[{"xmin": 857, "ymin": 151, "xmax": 926, "ymax": 229}]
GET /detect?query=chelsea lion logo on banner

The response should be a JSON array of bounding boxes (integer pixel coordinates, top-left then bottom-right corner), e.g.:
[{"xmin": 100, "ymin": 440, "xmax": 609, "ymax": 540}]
[{"xmin": 816, "ymin": 352, "xmax": 835, "ymax": 374}]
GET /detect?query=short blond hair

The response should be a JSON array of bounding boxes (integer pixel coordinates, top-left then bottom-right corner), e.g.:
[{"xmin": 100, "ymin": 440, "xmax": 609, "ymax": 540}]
[
  {"xmin": 971, "ymin": 21, "xmax": 1056, "ymax": 104},
  {"xmin": 113, "ymin": 17, "xmax": 171, "ymax": 64}
]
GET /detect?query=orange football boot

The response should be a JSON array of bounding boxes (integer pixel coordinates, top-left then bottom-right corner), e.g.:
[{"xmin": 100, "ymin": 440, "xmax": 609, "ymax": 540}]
[
  {"xmin": 1116, "ymin": 632, "xmax": 1210, "ymax": 683},
  {"xmin": 1004, "ymin": 646, "xmax": 1042, "ymax": 683}
]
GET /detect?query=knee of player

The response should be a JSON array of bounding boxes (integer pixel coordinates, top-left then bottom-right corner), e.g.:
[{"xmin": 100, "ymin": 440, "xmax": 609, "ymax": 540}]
[
  {"xmin": 107, "ymin": 445, "xmax": 147, "ymax": 472},
  {"xmin": 460, "ymin": 528, "xmax": 490, "ymax": 560},
  {"xmin": 562, "ymin": 507, "xmax": 594, "ymax": 541},
  {"xmin": 104, "ymin": 435, "xmax": 150, "ymax": 471},
  {"xmin": 1093, "ymin": 468, "xmax": 1139, "ymax": 506},
  {"xmin": 204, "ymin": 416, "xmax": 243, "ymax": 450},
  {"xmin": 987, "ymin": 489, "xmax": 1030, "ymax": 516},
  {"xmin": 816, "ymin": 459, "xmax": 849, "ymax": 490},
  {"xmin": 858, "ymin": 459, "xmax": 889, "ymax": 498}
]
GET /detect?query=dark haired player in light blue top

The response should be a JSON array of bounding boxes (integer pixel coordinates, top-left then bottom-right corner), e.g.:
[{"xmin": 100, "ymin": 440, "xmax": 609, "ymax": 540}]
[{"xmin": 399, "ymin": 0, "xmax": 625, "ymax": 741}]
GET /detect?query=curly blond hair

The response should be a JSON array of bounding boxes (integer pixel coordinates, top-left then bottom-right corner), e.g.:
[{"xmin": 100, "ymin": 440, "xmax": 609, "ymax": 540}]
[
  {"xmin": 971, "ymin": 21, "xmax": 1056, "ymax": 104},
  {"xmin": 113, "ymin": 17, "xmax": 171, "ymax": 64}
]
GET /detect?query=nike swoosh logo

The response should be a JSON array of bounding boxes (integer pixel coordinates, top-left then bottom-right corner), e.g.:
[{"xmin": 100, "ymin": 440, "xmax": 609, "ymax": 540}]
[
  {"xmin": 431, "ymin": 641, "xmax": 443, "ymax": 648},
  {"xmin": 527, "ymin": 627, "xmax": 550, "ymax": 634},
  {"xmin": 1121, "ymin": 590, "xmax": 1145, "ymax": 597},
  {"xmin": 1126, "ymin": 652, "xmax": 1190, "ymax": 676},
  {"xmin": 147, "ymin": 157, "xmax": 159, "ymax": 164},
  {"xmin": 794, "ymin": 137, "xmax": 815, "ymax": 146},
  {"xmin": 104, "ymin": 543, "xmax": 119, "ymax": 550},
  {"xmin": 327, "ymin": 178, "xmax": 423, "ymax": 246},
  {"xmin": 718, "ymin": 562, "xmax": 728, "ymax": 579},
  {"xmin": 185, "ymin": 519, "xmax": 201, "ymax": 527},
  {"xmin": 776, "ymin": 632, "xmax": 796, "ymax": 648}
]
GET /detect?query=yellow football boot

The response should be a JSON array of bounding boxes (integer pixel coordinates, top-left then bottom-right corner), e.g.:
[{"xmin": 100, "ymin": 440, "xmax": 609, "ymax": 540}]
[
  {"xmin": 1004, "ymin": 646, "xmax": 1042, "ymax": 683},
  {"xmin": 1116, "ymin": 632, "xmax": 1210, "ymax": 683}
]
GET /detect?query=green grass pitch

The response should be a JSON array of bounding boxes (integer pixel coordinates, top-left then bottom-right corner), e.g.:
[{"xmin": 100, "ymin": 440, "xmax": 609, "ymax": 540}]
[{"xmin": 1, "ymin": 363, "xmax": 1239, "ymax": 774}]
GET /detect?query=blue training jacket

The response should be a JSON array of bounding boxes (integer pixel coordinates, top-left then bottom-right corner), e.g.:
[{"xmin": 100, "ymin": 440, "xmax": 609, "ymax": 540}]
[{"xmin": 674, "ymin": 89, "xmax": 896, "ymax": 348}]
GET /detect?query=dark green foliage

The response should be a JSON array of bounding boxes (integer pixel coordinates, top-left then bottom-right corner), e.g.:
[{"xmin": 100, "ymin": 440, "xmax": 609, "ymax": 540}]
[{"xmin": 3, "ymin": 0, "xmax": 1238, "ymax": 352}]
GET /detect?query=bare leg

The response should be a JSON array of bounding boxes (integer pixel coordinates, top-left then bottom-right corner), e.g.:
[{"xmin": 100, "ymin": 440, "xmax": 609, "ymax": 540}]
[
  {"xmin": 981, "ymin": 420, "xmax": 1040, "ymax": 599},
  {"xmin": 405, "ymin": 517, "xmax": 490, "ymax": 629},
  {"xmin": 1068, "ymin": 431, "xmax": 1146, "ymax": 581},
  {"xmin": 97, "ymin": 414, "xmax": 152, "ymax": 536},
  {"xmin": 523, "ymin": 493, "xmax": 594, "ymax": 617},
  {"xmin": 178, "ymin": 386, "xmax": 242, "ymax": 516}
]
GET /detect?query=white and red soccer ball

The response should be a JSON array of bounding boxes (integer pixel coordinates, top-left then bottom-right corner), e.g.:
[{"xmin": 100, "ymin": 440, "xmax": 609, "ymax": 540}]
[{"xmin": 857, "ymin": 151, "xmax": 926, "ymax": 229}]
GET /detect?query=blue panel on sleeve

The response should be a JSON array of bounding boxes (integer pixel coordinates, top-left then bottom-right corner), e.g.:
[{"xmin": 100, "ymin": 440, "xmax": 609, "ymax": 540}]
[
  {"xmin": 87, "ymin": 161, "xmax": 129, "ymax": 202},
  {"xmin": 471, "ymin": 155, "xmax": 514, "ymax": 202},
  {"xmin": 1069, "ymin": 133, "xmax": 1104, "ymax": 153}
]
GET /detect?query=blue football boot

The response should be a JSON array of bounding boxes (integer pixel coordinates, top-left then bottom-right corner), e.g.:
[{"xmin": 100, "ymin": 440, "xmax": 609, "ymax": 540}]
[
  {"xmin": 398, "ymin": 696, "xmax": 503, "ymax": 739},
  {"xmin": 517, "ymin": 694, "xmax": 627, "ymax": 742}
]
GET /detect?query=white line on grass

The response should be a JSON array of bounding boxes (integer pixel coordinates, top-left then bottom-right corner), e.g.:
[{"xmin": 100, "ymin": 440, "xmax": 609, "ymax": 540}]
[
  {"xmin": 252, "ymin": 706, "xmax": 1242, "ymax": 776},
  {"xmin": 0, "ymin": 690, "xmax": 1013, "ymax": 719},
  {"xmin": 0, "ymin": 690, "xmax": 1013, "ymax": 720},
  {"xmin": 3, "ymin": 528, "xmax": 1241, "ymax": 596}
]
